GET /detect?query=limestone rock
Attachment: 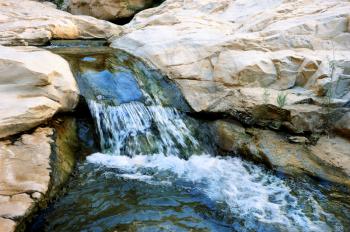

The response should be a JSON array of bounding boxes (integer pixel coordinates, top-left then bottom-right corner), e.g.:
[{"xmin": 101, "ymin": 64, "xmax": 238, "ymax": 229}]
[
  {"xmin": 68, "ymin": 0, "xmax": 156, "ymax": 21},
  {"xmin": 0, "ymin": 0, "xmax": 122, "ymax": 46},
  {"xmin": 0, "ymin": 45, "xmax": 79, "ymax": 138},
  {"xmin": 111, "ymin": 0, "xmax": 350, "ymax": 133},
  {"xmin": 211, "ymin": 120, "xmax": 350, "ymax": 187}
]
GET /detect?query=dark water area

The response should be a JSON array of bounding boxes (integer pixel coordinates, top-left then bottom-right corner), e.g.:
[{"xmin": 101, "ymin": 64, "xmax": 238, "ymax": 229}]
[{"xmin": 26, "ymin": 42, "xmax": 350, "ymax": 232}]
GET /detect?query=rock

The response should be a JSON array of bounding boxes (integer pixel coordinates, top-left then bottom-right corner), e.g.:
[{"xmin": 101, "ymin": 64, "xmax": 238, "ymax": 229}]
[
  {"xmin": 288, "ymin": 136, "xmax": 310, "ymax": 144},
  {"xmin": 0, "ymin": 0, "xmax": 122, "ymax": 46},
  {"xmin": 0, "ymin": 117, "xmax": 79, "ymax": 231},
  {"xmin": 310, "ymin": 136, "xmax": 350, "ymax": 181},
  {"xmin": 68, "ymin": 0, "xmax": 156, "ymax": 21},
  {"xmin": 111, "ymin": 0, "xmax": 350, "ymax": 134},
  {"xmin": 0, "ymin": 127, "xmax": 53, "ymax": 224},
  {"xmin": 0, "ymin": 218, "xmax": 15, "ymax": 232},
  {"xmin": 211, "ymin": 120, "xmax": 350, "ymax": 187},
  {"xmin": 334, "ymin": 112, "xmax": 350, "ymax": 138},
  {"xmin": 0, "ymin": 45, "xmax": 79, "ymax": 138}
]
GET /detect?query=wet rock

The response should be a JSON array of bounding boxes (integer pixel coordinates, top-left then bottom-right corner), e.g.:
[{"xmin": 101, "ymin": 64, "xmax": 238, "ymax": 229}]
[
  {"xmin": 211, "ymin": 120, "xmax": 350, "ymax": 187},
  {"xmin": 68, "ymin": 0, "xmax": 156, "ymax": 21},
  {"xmin": 0, "ymin": 46, "xmax": 79, "ymax": 138},
  {"xmin": 0, "ymin": 0, "xmax": 122, "ymax": 46},
  {"xmin": 111, "ymin": 0, "xmax": 350, "ymax": 134},
  {"xmin": 334, "ymin": 112, "xmax": 350, "ymax": 138},
  {"xmin": 0, "ymin": 117, "xmax": 80, "ymax": 231}
]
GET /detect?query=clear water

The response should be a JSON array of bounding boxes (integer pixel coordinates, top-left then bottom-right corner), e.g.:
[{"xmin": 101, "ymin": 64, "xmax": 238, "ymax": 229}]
[{"xmin": 28, "ymin": 45, "xmax": 350, "ymax": 232}]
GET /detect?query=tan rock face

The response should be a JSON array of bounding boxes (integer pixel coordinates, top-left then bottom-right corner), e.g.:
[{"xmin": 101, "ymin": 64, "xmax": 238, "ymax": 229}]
[
  {"xmin": 111, "ymin": 0, "xmax": 350, "ymax": 133},
  {"xmin": 0, "ymin": 0, "xmax": 122, "ymax": 46},
  {"xmin": 211, "ymin": 120, "xmax": 350, "ymax": 187},
  {"xmin": 68, "ymin": 0, "xmax": 155, "ymax": 21},
  {"xmin": 0, "ymin": 117, "xmax": 79, "ymax": 232},
  {"xmin": 0, "ymin": 218, "xmax": 15, "ymax": 232},
  {"xmin": 0, "ymin": 45, "xmax": 79, "ymax": 138},
  {"xmin": 0, "ymin": 128, "xmax": 52, "ymax": 222}
]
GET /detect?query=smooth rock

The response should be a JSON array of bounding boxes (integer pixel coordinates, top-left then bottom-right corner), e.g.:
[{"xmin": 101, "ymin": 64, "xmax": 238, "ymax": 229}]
[
  {"xmin": 0, "ymin": 0, "xmax": 122, "ymax": 46},
  {"xmin": 0, "ymin": 218, "xmax": 15, "ymax": 232},
  {"xmin": 68, "ymin": 0, "xmax": 156, "ymax": 21},
  {"xmin": 0, "ymin": 45, "xmax": 79, "ymax": 138},
  {"xmin": 112, "ymin": 0, "xmax": 350, "ymax": 133}
]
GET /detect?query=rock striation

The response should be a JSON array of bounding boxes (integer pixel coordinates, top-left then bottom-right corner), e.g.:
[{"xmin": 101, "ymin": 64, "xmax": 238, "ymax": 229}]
[
  {"xmin": 0, "ymin": 0, "xmax": 122, "ymax": 46},
  {"xmin": 111, "ymin": 0, "xmax": 350, "ymax": 135},
  {"xmin": 0, "ymin": 45, "xmax": 79, "ymax": 138}
]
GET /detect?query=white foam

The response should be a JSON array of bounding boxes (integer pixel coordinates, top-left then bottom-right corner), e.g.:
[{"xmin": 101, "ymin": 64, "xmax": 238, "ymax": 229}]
[{"xmin": 87, "ymin": 153, "xmax": 334, "ymax": 231}]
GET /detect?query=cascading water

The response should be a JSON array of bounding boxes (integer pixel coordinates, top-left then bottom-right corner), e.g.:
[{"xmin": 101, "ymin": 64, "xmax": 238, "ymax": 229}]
[
  {"xmin": 85, "ymin": 98, "xmax": 342, "ymax": 231},
  {"xmin": 27, "ymin": 44, "xmax": 350, "ymax": 232},
  {"xmin": 88, "ymin": 101, "xmax": 200, "ymax": 158}
]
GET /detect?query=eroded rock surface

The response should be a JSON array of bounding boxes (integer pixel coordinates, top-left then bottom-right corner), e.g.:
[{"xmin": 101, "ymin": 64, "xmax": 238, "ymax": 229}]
[
  {"xmin": 68, "ymin": 0, "xmax": 156, "ymax": 21},
  {"xmin": 0, "ymin": 117, "xmax": 79, "ymax": 232},
  {"xmin": 112, "ymin": 0, "xmax": 350, "ymax": 134},
  {"xmin": 211, "ymin": 120, "xmax": 350, "ymax": 187},
  {"xmin": 0, "ymin": 0, "xmax": 122, "ymax": 46},
  {"xmin": 0, "ymin": 45, "xmax": 79, "ymax": 138},
  {"xmin": 0, "ymin": 128, "xmax": 52, "ymax": 230}
]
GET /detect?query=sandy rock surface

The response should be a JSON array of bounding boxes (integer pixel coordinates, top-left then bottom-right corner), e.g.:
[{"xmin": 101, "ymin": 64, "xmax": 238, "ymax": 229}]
[
  {"xmin": 0, "ymin": 0, "xmax": 122, "ymax": 46},
  {"xmin": 68, "ymin": 0, "xmax": 156, "ymax": 21}
]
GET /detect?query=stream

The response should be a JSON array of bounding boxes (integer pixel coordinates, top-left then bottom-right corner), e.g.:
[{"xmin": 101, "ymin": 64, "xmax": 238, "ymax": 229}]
[{"xmin": 28, "ymin": 42, "xmax": 350, "ymax": 232}]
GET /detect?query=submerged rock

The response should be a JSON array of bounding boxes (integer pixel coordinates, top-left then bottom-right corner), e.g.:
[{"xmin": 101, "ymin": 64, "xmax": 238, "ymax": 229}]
[
  {"xmin": 68, "ymin": 0, "xmax": 157, "ymax": 21},
  {"xmin": 111, "ymin": 0, "xmax": 350, "ymax": 134},
  {"xmin": 0, "ymin": 45, "xmax": 79, "ymax": 138},
  {"xmin": 211, "ymin": 120, "xmax": 350, "ymax": 187},
  {"xmin": 0, "ymin": 0, "xmax": 122, "ymax": 46},
  {"xmin": 0, "ymin": 117, "xmax": 80, "ymax": 232}
]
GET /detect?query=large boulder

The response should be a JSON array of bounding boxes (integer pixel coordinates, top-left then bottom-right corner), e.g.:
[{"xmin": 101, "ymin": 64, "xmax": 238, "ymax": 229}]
[
  {"xmin": 68, "ymin": 0, "xmax": 157, "ymax": 21},
  {"xmin": 0, "ymin": 45, "xmax": 79, "ymax": 138},
  {"xmin": 0, "ymin": 0, "xmax": 122, "ymax": 46},
  {"xmin": 211, "ymin": 120, "xmax": 350, "ymax": 187},
  {"xmin": 111, "ymin": 0, "xmax": 350, "ymax": 134}
]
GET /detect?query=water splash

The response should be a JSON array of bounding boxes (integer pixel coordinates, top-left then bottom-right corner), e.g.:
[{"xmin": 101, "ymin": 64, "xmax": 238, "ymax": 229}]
[{"xmin": 87, "ymin": 153, "xmax": 342, "ymax": 232}]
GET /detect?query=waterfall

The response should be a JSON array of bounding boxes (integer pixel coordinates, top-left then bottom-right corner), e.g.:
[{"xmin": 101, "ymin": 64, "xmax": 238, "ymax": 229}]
[{"xmin": 88, "ymin": 100, "xmax": 200, "ymax": 158}]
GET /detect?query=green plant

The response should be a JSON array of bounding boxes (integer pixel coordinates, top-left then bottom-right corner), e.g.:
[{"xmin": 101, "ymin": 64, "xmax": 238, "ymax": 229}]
[{"xmin": 276, "ymin": 92, "xmax": 288, "ymax": 108}]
